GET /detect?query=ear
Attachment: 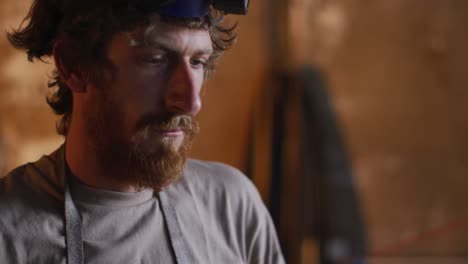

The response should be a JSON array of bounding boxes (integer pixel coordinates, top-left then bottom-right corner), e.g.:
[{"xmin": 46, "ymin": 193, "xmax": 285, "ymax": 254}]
[{"xmin": 53, "ymin": 41, "xmax": 87, "ymax": 93}]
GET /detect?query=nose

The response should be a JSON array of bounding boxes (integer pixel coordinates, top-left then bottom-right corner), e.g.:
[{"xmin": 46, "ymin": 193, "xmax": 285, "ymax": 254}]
[{"xmin": 164, "ymin": 60, "xmax": 202, "ymax": 116}]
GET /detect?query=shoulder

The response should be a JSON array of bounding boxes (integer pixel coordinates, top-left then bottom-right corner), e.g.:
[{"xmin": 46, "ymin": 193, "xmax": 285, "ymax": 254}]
[
  {"xmin": 0, "ymin": 164, "xmax": 28, "ymax": 197},
  {"xmin": 0, "ymin": 159, "xmax": 66, "ymax": 262},
  {"xmin": 1, "ymin": 164, "xmax": 32, "ymax": 200},
  {"xmin": 0, "ymin": 155, "xmax": 64, "ymax": 223},
  {"xmin": 183, "ymin": 159, "xmax": 261, "ymax": 202},
  {"xmin": 185, "ymin": 159, "xmax": 249, "ymax": 184},
  {"xmin": 0, "ymin": 156, "xmax": 64, "ymax": 208},
  {"xmin": 176, "ymin": 159, "xmax": 268, "ymax": 223},
  {"xmin": 178, "ymin": 160, "xmax": 285, "ymax": 263},
  {"xmin": 0, "ymin": 164, "xmax": 32, "ymax": 236}
]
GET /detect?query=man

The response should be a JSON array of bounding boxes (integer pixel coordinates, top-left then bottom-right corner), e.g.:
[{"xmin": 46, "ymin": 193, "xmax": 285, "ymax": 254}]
[{"xmin": 0, "ymin": 0, "xmax": 285, "ymax": 263}]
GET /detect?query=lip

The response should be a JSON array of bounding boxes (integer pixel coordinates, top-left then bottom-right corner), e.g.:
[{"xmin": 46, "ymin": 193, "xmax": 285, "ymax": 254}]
[{"xmin": 157, "ymin": 129, "xmax": 184, "ymax": 137}]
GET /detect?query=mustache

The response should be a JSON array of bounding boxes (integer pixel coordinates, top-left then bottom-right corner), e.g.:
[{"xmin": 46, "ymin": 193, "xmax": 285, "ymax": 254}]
[{"xmin": 135, "ymin": 113, "xmax": 197, "ymax": 132}]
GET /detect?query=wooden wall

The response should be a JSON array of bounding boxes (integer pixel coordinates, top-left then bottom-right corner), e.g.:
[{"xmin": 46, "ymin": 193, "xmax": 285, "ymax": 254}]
[{"xmin": 289, "ymin": 0, "xmax": 468, "ymax": 262}]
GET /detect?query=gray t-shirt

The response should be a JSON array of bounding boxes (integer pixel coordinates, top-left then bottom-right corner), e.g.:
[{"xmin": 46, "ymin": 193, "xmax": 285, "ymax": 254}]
[{"xmin": 0, "ymin": 147, "xmax": 285, "ymax": 263}]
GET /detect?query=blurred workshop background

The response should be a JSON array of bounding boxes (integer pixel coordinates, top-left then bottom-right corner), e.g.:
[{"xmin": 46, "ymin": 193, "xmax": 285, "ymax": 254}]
[{"xmin": 1, "ymin": 0, "xmax": 468, "ymax": 263}]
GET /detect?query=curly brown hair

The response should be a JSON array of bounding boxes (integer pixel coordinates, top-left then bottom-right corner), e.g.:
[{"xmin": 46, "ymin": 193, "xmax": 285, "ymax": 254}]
[{"xmin": 8, "ymin": 0, "xmax": 237, "ymax": 136}]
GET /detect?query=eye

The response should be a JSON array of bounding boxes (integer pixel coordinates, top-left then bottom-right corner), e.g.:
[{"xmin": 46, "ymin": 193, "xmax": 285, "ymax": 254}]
[
  {"xmin": 190, "ymin": 57, "xmax": 208, "ymax": 69},
  {"xmin": 139, "ymin": 53, "xmax": 167, "ymax": 66}
]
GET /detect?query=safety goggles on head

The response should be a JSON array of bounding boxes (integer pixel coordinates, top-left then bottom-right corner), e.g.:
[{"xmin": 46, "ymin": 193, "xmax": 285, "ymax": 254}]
[{"xmin": 160, "ymin": 0, "xmax": 249, "ymax": 18}]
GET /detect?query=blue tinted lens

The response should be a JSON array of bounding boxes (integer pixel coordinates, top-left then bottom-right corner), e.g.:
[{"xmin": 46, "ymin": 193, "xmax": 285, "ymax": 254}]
[{"xmin": 159, "ymin": 0, "xmax": 210, "ymax": 18}]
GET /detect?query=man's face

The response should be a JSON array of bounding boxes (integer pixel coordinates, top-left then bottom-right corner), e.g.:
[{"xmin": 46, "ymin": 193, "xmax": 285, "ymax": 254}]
[{"xmin": 83, "ymin": 16, "xmax": 213, "ymax": 190}]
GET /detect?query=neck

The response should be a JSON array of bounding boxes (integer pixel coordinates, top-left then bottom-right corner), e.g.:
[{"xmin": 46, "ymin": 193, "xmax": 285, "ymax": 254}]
[{"xmin": 65, "ymin": 121, "xmax": 140, "ymax": 193}]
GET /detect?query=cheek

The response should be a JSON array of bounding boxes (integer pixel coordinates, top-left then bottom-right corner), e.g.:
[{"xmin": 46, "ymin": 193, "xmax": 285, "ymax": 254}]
[
  {"xmin": 107, "ymin": 72, "xmax": 167, "ymax": 138},
  {"xmin": 193, "ymin": 70, "xmax": 205, "ymax": 94},
  {"xmin": 118, "ymin": 69, "xmax": 167, "ymax": 110}
]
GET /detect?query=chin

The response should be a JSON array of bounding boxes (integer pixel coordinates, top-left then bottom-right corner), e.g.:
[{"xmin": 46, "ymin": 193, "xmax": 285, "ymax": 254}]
[
  {"xmin": 129, "ymin": 139, "xmax": 189, "ymax": 191},
  {"xmin": 161, "ymin": 137, "xmax": 184, "ymax": 152}
]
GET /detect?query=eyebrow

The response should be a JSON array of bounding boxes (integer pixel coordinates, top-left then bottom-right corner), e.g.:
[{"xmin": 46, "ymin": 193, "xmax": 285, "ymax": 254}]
[{"xmin": 134, "ymin": 38, "xmax": 213, "ymax": 56}]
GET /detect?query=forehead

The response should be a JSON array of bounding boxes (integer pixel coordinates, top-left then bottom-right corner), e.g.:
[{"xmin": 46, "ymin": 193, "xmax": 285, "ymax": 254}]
[{"xmin": 113, "ymin": 16, "xmax": 213, "ymax": 54}]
